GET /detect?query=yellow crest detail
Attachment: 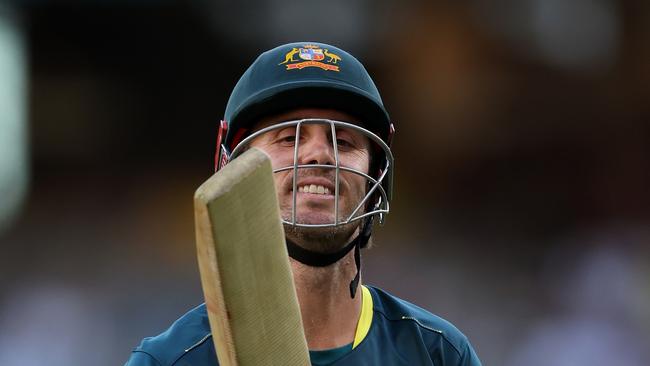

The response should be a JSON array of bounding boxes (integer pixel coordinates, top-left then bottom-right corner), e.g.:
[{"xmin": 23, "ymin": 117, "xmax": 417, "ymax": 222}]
[{"xmin": 279, "ymin": 45, "xmax": 341, "ymax": 72}]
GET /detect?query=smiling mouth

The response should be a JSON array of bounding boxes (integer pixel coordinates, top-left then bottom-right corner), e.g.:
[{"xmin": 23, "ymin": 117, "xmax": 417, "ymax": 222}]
[{"xmin": 297, "ymin": 184, "xmax": 331, "ymax": 195}]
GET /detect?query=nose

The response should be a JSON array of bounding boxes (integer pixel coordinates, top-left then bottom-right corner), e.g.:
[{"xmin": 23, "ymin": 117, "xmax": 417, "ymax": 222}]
[{"xmin": 297, "ymin": 125, "xmax": 335, "ymax": 166}]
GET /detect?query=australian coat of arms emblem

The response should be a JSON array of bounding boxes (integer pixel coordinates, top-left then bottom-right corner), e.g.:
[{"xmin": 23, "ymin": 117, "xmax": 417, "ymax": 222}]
[{"xmin": 279, "ymin": 44, "xmax": 341, "ymax": 72}]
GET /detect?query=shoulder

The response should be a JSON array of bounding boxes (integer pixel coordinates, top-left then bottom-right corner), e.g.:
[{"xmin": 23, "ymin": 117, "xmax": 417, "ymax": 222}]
[
  {"xmin": 126, "ymin": 303, "xmax": 215, "ymax": 366},
  {"xmin": 366, "ymin": 286, "xmax": 481, "ymax": 365}
]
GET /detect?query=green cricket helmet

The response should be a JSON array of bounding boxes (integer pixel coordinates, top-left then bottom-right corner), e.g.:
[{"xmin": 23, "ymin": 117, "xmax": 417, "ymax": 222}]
[
  {"xmin": 220, "ymin": 42, "xmax": 393, "ymax": 150},
  {"xmin": 216, "ymin": 41, "xmax": 395, "ymax": 208}
]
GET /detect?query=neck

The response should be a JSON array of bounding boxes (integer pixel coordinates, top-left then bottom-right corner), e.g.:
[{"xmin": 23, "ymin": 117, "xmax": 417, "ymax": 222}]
[{"xmin": 290, "ymin": 249, "xmax": 362, "ymax": 350}]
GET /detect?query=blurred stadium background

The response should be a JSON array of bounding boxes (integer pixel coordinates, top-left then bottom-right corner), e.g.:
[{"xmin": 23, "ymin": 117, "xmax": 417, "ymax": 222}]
[{"xmin": 0, "ymin": 1, "xmax": 649, "ymax": 365}]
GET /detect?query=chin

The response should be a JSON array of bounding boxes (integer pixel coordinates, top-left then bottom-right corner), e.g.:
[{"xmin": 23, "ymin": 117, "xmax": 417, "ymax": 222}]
[
  {"xmin": 283, "ymin": 223, "xmax": 358, "ymax": 253},
  {"xmin": 282, "ymin": 211, "xmax": 362, "ymax": 252}
]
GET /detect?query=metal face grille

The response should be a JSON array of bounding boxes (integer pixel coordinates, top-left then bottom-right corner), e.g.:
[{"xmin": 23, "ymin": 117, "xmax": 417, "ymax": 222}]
[{"xmin": 230, "ymin": 119, "xmax": 394, "ymax": 228}]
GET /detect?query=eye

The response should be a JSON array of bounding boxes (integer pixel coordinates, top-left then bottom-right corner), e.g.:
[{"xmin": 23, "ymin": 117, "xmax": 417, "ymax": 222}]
[
  {"xmin": 336, "ymin": 138, "xmax": 354, "ymax": 148},
  {"xmin": 333, "ymin": 129, "xmax": 358, "ymax": 149},
  {"xmin": 275, "ymin": 128, "xmax": 297, "ymax": 146}
]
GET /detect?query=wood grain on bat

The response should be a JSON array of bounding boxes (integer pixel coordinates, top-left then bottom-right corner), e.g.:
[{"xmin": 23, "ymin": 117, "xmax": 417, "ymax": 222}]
[{"xmin": 194, "ymin": 148, "xmax": 310, "ymax": 366}]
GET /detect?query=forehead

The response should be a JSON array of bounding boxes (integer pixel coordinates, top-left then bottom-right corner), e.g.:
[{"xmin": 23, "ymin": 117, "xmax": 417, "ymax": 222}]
[{"xmin": 253, "ymin": 108, "xmax": 361, "ymax": 131}]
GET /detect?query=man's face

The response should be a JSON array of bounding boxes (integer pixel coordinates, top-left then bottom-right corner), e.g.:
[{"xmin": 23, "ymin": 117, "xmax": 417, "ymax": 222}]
[{"xmin": 248, "ymin": 108, "xmax": 371, "ymax": 249}]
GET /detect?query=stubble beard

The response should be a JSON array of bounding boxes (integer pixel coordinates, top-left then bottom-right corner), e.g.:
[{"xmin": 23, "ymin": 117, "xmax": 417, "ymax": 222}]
[{"xmin": 283, "ymin": 220, "xmax": 361, "ymax": 254}]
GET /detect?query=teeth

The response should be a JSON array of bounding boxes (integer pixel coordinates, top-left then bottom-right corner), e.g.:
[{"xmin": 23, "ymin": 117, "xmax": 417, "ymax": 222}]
[{"xmin": 299, "ymin": 184, "xmax": 331, "ymax": 195}]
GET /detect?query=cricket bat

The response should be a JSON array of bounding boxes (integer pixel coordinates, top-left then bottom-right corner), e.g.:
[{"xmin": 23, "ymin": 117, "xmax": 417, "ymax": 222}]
[{"xmin": 194, "ymin": 147, "xmax": 310, "ymax": 366}]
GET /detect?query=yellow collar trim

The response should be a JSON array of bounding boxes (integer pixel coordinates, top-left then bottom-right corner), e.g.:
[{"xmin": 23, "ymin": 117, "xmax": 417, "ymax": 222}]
[{"xmin": 352, "ymin": 285, "xmax": 373, "ymax": 349}]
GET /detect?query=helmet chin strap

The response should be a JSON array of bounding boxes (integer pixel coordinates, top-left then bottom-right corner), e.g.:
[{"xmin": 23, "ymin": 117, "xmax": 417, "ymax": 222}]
[{"xmin": 285, "ymin": 216, "xmax": 374, "ymax": 299}]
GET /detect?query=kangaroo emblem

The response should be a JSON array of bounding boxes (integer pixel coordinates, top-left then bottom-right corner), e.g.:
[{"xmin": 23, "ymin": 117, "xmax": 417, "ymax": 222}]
[
  {"xmin": 323, "ymin": 49, "xmax": 341, "ymax": 64},
  {"xmin": 279, "ymin": 48, "xmax": 299, "ymax": 65}
]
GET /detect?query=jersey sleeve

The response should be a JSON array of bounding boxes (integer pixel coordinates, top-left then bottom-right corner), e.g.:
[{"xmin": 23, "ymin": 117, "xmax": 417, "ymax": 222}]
[
  {"xmin": 459, "ymin": 340, "xmax": 482, "ymax": 366},
  {"xmin": 123, "ymin": 351, "xmax": 164, "ymax": 366}
]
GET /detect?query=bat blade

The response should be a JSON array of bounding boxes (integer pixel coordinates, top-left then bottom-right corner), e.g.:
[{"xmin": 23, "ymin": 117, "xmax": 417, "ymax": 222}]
[{"xmin": 194, "ymin": 148, "xmax": 310, "ymax": 366}]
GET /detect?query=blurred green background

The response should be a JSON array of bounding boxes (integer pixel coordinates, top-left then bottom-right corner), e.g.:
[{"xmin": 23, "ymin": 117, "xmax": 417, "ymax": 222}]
[{"xmin": 0, "ymin": 1, "xmax": 649, "ymax": 365}]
